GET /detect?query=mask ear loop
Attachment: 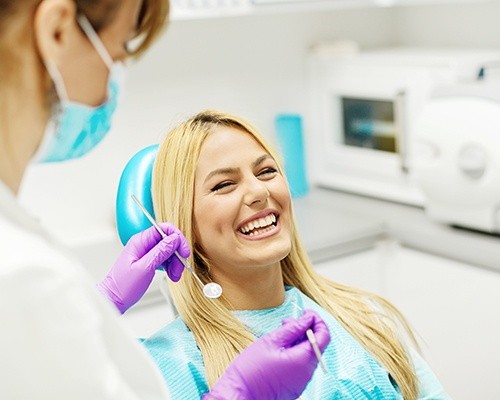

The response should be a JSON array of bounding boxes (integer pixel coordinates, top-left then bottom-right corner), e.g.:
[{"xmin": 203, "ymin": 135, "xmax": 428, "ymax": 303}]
[
  {"xmin": 41, "ymin": 58, "xmax": 68, "ymax": 142},
  {"xmin": 77, "ymin": 14, "xmax": 114, "ymax": 70},
  {"xmin": 44, "ymin": 59, "xmax": 70, "ymax": 103}
]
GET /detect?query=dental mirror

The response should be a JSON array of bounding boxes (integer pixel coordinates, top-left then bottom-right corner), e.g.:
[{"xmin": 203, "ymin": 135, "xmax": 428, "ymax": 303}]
[
  {"xmin": 203, "ymin": 282, "xmax": 223, "ymax": 299},
  {"xmin": 131, "ymin": 195, "xmax": 222, "ymax": 299}
]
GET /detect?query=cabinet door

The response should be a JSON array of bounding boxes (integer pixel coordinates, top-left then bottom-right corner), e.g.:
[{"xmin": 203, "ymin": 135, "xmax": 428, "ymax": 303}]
[
  {"xmin": 384, "ymin": 245, "xmax": 500, "ymax": 400},
  {"xmin": 314, "ymin": 248, "xmax": 384, "ymax": 295}
]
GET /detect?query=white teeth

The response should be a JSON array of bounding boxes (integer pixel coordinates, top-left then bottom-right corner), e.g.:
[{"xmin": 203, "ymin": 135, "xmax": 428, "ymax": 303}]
[
  {"xmin": 239, "ymin": 213, "xmax": 277, "ymax": 234},
  {"xmin": 248, "ymin": 225, "xmax": 274, "ymax": 236}
]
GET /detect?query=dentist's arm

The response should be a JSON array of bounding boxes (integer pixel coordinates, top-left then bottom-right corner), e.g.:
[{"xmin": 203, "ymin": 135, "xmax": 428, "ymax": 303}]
[
  {"xmin": 204, "ymin": 310, "xmax": 331, "ymax": 400},
  {"xmin": 97, "ymin": 223, "xmax": 190, "ymax": 314}
]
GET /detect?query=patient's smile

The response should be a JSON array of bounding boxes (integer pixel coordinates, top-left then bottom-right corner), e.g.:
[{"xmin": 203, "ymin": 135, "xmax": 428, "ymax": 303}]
[
  {"xmin": 238, "ymin": 211, "xmax": 279, "ymax": 237},
  {"xmin": 194, "ymin": 125, "xmax": 292, "ymax": 273}
]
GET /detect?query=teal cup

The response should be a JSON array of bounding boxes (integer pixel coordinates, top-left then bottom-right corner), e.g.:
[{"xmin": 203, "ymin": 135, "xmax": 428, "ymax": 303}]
[{"xmin": 275, "ymin": 114, "xmax": 309, "ymax": 198}]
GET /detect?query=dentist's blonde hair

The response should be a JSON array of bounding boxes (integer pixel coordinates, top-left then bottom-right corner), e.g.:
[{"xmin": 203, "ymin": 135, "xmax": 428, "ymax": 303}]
[{"xmin": 152, "ymin": 110, "xmax": 419, "ymax": 400}]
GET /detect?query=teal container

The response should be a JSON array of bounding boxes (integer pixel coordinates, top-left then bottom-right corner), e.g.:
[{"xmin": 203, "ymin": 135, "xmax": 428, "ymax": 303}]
[{"xmin": 275, "ymin": 114, "xmax": 309, "ymax": 197}]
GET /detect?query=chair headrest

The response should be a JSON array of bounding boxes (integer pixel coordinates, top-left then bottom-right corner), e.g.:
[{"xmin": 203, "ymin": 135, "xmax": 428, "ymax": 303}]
[{"xmin": 115, "ymin": 144, "xmax": 159, "ymax": 245}]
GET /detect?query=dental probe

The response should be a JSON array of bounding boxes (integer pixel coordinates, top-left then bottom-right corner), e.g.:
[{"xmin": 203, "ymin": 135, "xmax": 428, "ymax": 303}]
[
  {"xmin": 131, "ymin": 195, "xmax": 222, "ymax": 299},
  {"xmin": 292, "ymin": 301, "xmax": 328, "ymax": 373},
  {"xmin": 305, "ymin": 328, "xmax": 328, "ymax": 373}
]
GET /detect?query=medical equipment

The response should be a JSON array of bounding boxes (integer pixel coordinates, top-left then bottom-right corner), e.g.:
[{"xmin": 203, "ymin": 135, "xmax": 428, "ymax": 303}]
[
  {"xmin": 412, "ymin": 80, "xmax": 500, "ymax": 234},
  {"xmin": 275, "ymin": 114, "xmax": 309, "ymax": 197},
  {"xmin": 307, "ymin": 47, "xmax": 500, "ymax": 206},
  {"xmin": 292, "ymin": 301, "xmax": 328, "ymax": 373},
  {"xmin": 131, "ymin": 194, "xmax": 223, "ymax": 299},
  {"xmin": 306, "ymin": 329, "xmax": 328, "ymax": 373}
]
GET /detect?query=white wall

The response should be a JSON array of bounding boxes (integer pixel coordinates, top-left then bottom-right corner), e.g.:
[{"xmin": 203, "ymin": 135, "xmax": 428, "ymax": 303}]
[
  {"xmin": 394, "ymin": 1, "xmax": 500, "ymax": 47},
  {"xmin": 19, "ymin": 7, "xmax": 395, "ymax": 254}
]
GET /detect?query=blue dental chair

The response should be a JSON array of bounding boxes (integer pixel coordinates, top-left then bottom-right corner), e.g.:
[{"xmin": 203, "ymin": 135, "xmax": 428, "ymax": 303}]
[
  {"xmin": 116, "ymin": 144, "xmax": 159, "ymax": 246},
  {"xmin": 115, "ymin": 144, "xmax": 177, "ymax": 316}
]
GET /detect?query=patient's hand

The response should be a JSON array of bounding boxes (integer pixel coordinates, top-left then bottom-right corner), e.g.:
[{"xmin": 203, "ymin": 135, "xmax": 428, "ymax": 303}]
[{"xmin": 204, "ymin": 310, "xmax": 331, "ymax": 400}]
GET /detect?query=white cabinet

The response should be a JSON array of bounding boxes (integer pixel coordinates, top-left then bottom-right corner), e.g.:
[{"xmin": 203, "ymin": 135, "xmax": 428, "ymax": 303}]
[
  {"xmin": 383, "ymin": 245, "xmax": 500, "ymax": 400},
  {"xmin": 314, "ymin": 242, "xmax": 500, "ymax": 400}
]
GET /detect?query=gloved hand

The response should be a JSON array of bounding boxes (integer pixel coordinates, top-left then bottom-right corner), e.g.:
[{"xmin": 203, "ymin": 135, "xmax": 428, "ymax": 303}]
[
  {"xmin": 204, "ymin": 309, "xmax": 331, "ymax": 400},
  {"xmin": 97, "ymin": 223, "xmax": 190, "ymax": 314}
]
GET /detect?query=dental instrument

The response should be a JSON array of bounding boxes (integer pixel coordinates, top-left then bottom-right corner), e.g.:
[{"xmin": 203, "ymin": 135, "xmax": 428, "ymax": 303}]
[
  {"xmin": 306, "ymin": 329, "xmax": 328, "ymax": 373},
  {"xmin": 131, "ymin": 195, "xmax": 223, "ymax": 299},
  {"xmin": 292, "ymin": 301, "xmax": 328, "ymax": 373}
]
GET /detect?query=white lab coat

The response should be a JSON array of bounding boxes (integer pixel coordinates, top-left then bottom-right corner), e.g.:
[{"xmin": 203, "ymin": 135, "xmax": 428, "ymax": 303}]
[{"xmin": 0, "ymin": 181, "xmax": 171, "ymax": 400}]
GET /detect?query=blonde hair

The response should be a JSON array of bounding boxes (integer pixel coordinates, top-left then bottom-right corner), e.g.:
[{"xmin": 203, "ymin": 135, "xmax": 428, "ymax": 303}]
[{"xmin": 152, "ymin": 110, "xmax": 419, "ymax": 399}]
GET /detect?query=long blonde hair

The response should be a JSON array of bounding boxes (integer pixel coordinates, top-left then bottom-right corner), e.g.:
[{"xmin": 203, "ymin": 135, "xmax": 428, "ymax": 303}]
[{"xmin": 152, "ymin": 110, "xmax": 419, "ymax": 399}]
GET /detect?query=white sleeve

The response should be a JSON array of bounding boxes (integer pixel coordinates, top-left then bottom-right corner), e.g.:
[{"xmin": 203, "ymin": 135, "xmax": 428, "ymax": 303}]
[{"xmin": 0, "ymin": 251, "xmax": 170, "ymax": 400}]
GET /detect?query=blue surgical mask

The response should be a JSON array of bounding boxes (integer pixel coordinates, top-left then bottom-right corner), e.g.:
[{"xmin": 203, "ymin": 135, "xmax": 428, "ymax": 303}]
[{"xmin": 34, "ymin": 15, "xmax": 125, "ymax": 163}]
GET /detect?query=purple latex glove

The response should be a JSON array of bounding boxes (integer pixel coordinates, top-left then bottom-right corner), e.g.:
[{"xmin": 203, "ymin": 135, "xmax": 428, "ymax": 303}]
[
  {"xmin": 98, "ymin": 223, "xmax": 190, "ymax": 314},
  {"xmin": 203, "ymin": 309, "xmax": 331, "ymax": 400}
]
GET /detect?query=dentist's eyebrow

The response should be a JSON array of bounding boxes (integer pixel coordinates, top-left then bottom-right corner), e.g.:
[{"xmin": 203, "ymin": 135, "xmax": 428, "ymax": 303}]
[{"xmin": 204, "ymin": 154, "xmax": 272, "ymax": 184}]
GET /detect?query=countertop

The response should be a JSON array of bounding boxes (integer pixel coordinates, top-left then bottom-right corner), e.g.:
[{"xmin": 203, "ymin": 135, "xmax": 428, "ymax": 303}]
[
  {"xmin": 292, "ymin": 190, "xmax": 386, "ymax": 263},
  {"xmin": 300, "ymin": 186, "xmax": 500, "ymax": 272}
]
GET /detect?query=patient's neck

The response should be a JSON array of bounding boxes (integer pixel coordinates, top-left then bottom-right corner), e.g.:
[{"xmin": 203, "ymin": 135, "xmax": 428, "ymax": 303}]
[{"xmin": 214, "ymin": 263, "xmax": 285, "ymax": 311}]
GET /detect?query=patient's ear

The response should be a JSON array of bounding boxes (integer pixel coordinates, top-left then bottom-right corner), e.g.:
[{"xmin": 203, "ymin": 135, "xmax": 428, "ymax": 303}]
[{"xmin": 34, "ymin": 0, "xmax": 78, "ymax": 65}]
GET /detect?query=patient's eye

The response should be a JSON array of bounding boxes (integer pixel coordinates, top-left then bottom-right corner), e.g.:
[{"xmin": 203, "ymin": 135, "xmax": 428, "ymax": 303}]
[
  {"xmin": 258, "ymin": 167, "xmax": 278, "ymax": 178},
  {"xmin": 211, "ymin": 181, "xmax": 234, "ymax": 192}
]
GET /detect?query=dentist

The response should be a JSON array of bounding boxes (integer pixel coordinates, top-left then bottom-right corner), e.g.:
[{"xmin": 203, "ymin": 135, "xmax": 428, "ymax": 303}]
[{"xmin": 0, "ymin": 0, "xmax": 330, "ymax": 399}]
